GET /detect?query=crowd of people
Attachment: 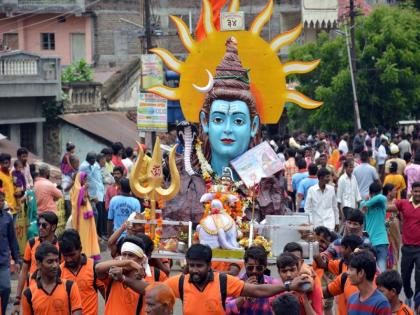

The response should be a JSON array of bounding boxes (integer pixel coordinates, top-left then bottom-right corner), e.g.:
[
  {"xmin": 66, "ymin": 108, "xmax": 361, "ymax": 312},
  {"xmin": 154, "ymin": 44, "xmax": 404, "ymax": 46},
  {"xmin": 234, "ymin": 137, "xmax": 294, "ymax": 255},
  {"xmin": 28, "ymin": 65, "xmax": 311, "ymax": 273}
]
[{"xmin": 0, "ymin": 126, "xmax": 418, "ymax": 315}]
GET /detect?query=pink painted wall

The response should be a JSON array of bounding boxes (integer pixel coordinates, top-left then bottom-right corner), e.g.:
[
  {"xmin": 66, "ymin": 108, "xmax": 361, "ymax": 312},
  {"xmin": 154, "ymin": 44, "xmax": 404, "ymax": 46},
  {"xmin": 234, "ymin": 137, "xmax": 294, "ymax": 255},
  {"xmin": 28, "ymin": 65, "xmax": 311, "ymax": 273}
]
[{"xmin": 0, "ymin": 14, "xmax": 93, "ymax": 66}]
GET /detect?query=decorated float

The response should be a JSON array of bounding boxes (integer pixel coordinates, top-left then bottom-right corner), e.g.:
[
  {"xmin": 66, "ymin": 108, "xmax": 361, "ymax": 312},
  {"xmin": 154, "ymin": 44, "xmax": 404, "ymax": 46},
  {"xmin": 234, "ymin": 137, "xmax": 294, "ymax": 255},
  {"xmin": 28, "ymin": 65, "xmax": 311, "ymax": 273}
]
[{"xmin": 129, "ymin": 0, "xmax": 322, "ymax": 263}]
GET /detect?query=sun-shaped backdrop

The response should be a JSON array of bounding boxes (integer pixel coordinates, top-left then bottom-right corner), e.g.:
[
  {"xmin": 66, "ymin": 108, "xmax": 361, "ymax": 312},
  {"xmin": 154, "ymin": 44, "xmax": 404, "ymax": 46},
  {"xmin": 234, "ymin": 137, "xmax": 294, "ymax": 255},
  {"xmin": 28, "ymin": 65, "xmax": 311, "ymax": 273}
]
[{"xmin": 147, "ymin": 0, "xmax": 322, "ymax": 124}]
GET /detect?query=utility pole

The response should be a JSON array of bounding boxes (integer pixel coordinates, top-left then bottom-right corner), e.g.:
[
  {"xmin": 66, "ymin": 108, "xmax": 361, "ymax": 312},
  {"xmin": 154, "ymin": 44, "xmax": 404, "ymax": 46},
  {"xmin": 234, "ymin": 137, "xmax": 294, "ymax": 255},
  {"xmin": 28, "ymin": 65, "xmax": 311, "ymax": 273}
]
[
  {"xmin": 144, "ymin": 0, "xmax": 152, "ymax": 52},
  {"xmin": 348, "ymin": 0, "xmax": 361, "ymax": 130},
  {"xmin": 144, "ymin": 0, "xmax": 156, "ymax": 147}
]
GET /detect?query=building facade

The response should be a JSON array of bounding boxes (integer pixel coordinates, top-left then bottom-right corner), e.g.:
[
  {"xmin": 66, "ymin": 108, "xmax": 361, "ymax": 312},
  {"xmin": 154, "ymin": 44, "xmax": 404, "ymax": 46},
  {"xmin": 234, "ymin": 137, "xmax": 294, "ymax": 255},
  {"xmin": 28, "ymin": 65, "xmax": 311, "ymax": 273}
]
[
  {"xmin": 0, "ymin": 51, "xmax": 61, "ymax": 157},
  {"xmin": 0, "ymin": 0, "xmax": 93, "ymax": 66}
]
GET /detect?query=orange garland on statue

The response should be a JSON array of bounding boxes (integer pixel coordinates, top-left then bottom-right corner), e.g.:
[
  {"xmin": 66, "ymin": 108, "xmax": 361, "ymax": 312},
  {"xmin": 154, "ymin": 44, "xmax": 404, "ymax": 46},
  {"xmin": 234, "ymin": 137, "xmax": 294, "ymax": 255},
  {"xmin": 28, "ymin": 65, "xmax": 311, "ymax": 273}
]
[{"xmin": 143, "ymin": 207, "xmax": 163, "ymax": 247}]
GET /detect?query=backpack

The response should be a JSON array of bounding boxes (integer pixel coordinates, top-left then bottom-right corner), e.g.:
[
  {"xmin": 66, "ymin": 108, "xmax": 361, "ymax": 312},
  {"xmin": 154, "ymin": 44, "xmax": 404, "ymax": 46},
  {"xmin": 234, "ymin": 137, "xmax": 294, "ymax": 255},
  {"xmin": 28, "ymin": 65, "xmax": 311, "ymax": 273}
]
[
  {"xmin": 24, "ymin": 280, "xmax": 73, "ymax": 315},
  {"xmin": 178, "ymin": 273, "xmax": 228, "ymax": 310},
  {"xmin": 153, "ymin": 267, "xmax": 161, "ymax": 282},
  {"xmin": 340, "ymin": 272, "xmax": 348, "ymax": 292},
  {"xmin": 338, "ymin": 259, "xmax": 345, "ymax": 275}
]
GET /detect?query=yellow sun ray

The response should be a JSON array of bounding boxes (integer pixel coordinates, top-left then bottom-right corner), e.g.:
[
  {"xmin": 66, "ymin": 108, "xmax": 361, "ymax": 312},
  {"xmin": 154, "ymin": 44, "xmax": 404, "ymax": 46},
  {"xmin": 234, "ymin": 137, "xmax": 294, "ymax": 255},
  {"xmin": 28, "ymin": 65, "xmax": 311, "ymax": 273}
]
[
  {"xmin": 249, "ymin": 0, "xmax": 273, "ymax": 35},
  {"xmin": 285, "ymin": 90, "xmax": 323, "ymax": 109},
  {"xmin": 170, "ymin": 15, "xmax": 196, "ymax": 53},
  {"xmin": 270, "ymin": 23, "xmax": 303, "ymax": 52},
  {"xmin": 203, "ymin": 0, "xmax": 216, "ymax": 35},
  {"xmin": 149, "ymin": 48, "xmax": 184, "ymax": 73},
  {"xmin": 283, "ymin": 60, "xmax": 320, "ymax": 76},
  {"xmin": 147, "ymin": 2, "xmax": 322, "ymax": 123},
  {"xmin": 228, "ymin": 0, "xmax": 240, "ymax": 12},
  {"xmin": 147, "ymin": 86, "xmax": 180, "ymax": 100}
]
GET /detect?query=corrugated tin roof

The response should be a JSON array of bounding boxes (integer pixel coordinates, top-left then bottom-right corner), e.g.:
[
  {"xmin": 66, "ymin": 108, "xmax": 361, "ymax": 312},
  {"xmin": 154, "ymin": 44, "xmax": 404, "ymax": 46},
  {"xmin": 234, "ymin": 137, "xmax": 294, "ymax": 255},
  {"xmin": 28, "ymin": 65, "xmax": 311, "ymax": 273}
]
[{"xmin": 59, "ymin": 111, "xmax": 140, "ymax": 147}]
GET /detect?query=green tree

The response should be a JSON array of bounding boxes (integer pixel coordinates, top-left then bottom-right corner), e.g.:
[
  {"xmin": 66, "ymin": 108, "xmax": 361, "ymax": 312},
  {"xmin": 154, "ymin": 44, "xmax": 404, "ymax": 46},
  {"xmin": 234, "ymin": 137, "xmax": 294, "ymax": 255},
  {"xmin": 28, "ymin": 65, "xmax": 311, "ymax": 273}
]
[
  {"xmin": 287, "ymin": 5, "xmax": 420, "ymax": 134},
  {"xmin": 61, "ymin": 59, "xmax": 93, "ymax": 84}
]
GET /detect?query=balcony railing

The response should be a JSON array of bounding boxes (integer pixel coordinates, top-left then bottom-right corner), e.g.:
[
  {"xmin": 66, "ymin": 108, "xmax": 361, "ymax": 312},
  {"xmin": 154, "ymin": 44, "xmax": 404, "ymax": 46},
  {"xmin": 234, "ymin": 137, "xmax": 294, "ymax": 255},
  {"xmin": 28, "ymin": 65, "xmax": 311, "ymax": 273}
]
[
  {"xmin": 0, "ymin": 51, "xmax": 59, "ymax": 81},
  {"xmin": 18, "ymin": 0, "xmax": 77, "ymax": 4},
  {"xmin": 0, "ymin": 0, "xmax": 86, "ymax": 12},
  {"xmin": 62, "ymin": 82, "xmax": 103, "ymax": 113},
  {"xmin": 0, "ymin": 57, "xmax": 38, "ymax": 75},
  {"xmin": 0, "ymin": 51, "xmax": 60, "ymax": 97}
]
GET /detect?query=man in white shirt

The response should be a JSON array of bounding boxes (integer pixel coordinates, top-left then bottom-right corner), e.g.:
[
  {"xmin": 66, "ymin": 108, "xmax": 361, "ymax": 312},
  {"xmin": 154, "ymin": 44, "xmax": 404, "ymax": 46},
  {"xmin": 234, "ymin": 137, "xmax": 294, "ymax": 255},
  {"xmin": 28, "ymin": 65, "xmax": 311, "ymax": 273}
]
[
  {"xmin": 122, "ymin": 146, "xmax": 135, "ymax": 174},
  {"xmin": 304, "ymin": 167, "xmax": 339, "ymax": 232},
  {"xmin": 377, "ymin": 138, "xmax": 388, "ymax": 178},
  {"xmin": 336, "ymin": 160, "xmax": 362, "ymax": 221},
  {"xmin": 338, "ymin": 134, "xmax": 349, "ymax": 155}
]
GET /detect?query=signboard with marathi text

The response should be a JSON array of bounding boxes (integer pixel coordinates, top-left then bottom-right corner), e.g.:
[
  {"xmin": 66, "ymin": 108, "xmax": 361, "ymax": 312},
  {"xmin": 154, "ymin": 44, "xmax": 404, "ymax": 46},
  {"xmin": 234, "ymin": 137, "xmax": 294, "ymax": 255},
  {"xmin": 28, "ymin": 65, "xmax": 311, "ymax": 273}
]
[
  {"xmin": 220, "ymin": 11, "xmax": 245, "ymax": 31},
  {"xmin": 141, "ymin": 54, "xmax": 164, "ymax": 90},
  {"xmin": 230, "ymin": 141, "xmax": 284, "ymax": 188},
  {"xmin": 138, "ymin": 93, "xmax": 168, "ymax": 132}
]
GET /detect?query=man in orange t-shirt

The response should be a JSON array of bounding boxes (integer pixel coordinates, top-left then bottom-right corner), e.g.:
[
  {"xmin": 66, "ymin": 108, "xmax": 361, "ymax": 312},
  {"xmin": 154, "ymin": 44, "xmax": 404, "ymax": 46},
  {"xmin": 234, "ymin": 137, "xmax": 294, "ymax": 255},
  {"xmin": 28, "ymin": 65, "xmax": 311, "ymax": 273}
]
[
  {"xmin": 376, "ymin": 270, "xmax": 414, "ymax": 315},
  {"xmin": 96, "ymin": 235, "xmax": 156, "ymax": 315},
  {"xmin": 59, "ymin": 229, "xmax": 105, "ymax": 315},
  {"xmin": 20, "ymin": 242, "xmax": 82, "ymax": 315},
  {"xmin": 324, "ymin": 270, "xmax": 359, "ymax": 315},
  {"xmin": 12, "ymin": 211, "xmax": 59, "ymax": 314},
  {"xmin": 119, "ymin": 244, "xmax": 312, "ymax": 315},
  {"xmin": 321, "ymin": 236, "xmax": 371, "ymax": 315}
]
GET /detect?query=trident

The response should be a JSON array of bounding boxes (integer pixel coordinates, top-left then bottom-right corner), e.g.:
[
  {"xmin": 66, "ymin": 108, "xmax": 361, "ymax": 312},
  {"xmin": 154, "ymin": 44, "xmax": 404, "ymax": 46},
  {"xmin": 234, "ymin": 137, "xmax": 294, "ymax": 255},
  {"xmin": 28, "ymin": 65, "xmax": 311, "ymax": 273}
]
[{"xmin": 129, "ymin": 137, "xmax": 180, "ymax": 238}]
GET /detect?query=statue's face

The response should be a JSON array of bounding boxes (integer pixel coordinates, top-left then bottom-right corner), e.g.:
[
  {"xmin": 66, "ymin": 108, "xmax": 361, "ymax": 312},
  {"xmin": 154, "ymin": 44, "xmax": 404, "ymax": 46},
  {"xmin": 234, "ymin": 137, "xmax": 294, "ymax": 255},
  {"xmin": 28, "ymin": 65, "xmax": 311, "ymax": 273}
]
[{"xmin": 201, "ymin": 100, "xmax": 259, "ymax": 160}]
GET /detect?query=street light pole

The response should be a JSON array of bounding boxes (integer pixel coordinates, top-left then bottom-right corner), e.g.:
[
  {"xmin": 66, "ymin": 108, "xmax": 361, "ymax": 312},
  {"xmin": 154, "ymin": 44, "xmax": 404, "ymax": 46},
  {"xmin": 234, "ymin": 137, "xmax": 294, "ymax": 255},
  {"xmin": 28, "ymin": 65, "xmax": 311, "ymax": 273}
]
[
  {"xmin": 144, "ymin": 0, "xmax": 156, "ymax": 147},
  {"xmin": 344, "ymin": 25, "xmax": 361, "ymax": 130},
  {"xmin": 144, "ymin": 0, "xmax": 152, "ymax": 52},
  {"xmin": 348, "ymin": 0, "xmax": 361, "ymax": 130}
]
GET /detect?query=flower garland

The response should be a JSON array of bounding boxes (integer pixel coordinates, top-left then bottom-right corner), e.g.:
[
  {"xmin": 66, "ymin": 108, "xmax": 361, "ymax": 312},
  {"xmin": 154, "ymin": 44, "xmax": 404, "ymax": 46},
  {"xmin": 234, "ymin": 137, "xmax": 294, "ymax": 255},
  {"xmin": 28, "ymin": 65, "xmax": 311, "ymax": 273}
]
[
  {"xmin": 195, "ymin": 140, "xmax": 249, "ymax": 221},
  {"xmin": 143, "ymin": 201, "xmax": 163, "ymax": 248},
  {"xmin": 195, "ymin": 139, "xmax": 214, "ymax": 180}
]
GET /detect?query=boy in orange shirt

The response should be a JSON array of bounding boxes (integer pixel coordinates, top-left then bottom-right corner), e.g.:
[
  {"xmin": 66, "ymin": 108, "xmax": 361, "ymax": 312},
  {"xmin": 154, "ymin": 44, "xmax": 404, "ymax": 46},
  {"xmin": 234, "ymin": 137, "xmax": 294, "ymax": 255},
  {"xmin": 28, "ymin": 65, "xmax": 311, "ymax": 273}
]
[
  {"xmin": 13, "ymin": 211, "xmax": 59, "ymax": 314},
  {"xmin": 376, "ymin": 270, "xmax": 414, "ymax": 315},
  {"xmin": 20, "ymin": 242, "xmax": 82, "ymax": 315},
  {"xmin": 59, "ymin": 229, "xmax": 105, "ymax": 315},
  {"xmin": 95, "ymin": 235, "xmax": 151, "ymax": 315}
]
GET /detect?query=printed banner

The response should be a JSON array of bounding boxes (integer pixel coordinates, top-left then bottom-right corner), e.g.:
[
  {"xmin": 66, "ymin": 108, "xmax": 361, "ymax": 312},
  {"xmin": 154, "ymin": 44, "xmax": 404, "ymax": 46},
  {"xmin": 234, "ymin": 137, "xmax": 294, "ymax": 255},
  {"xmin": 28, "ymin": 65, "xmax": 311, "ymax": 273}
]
[
  {"xmin": 141, "ymin": 54, "xmax": 164, "ymax": 90},
  {"xmin": 138, "ymin": 93, "xmax": 168, "ymax": 132},
  {"xmin": 230, "ymin": 141, "xmax": 284, "ymax": 188}
]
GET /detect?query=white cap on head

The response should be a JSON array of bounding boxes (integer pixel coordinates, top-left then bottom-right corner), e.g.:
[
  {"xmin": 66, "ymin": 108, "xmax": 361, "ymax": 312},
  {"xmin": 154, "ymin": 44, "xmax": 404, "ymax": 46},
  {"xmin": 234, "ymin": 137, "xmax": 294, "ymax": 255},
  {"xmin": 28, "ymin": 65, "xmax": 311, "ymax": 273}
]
[
  {"xmin": 390, "ymin": 143, "xmax": 399, "ymax": 154},
  {"xmin": 127, "ymin": 212, "xmax": 143, "ymax": 224},
  {"xmin": 121, "ymin": 241, "xmax": 152, "ymax": 277}
]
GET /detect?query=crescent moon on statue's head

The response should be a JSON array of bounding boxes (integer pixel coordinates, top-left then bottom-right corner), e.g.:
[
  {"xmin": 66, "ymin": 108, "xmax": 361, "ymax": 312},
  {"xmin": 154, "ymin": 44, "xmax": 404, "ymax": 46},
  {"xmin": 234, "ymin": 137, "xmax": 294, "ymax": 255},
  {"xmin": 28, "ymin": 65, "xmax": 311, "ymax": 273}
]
[{"xmin": 192, "ymin": 69, "xmax": 214, "ymax": 93}]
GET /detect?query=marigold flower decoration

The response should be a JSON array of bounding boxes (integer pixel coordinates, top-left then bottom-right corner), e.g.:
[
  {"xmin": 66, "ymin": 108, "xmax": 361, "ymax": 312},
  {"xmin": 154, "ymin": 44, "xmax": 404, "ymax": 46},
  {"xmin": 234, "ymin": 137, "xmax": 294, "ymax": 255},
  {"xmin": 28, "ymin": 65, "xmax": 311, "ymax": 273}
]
[{"xmin": 143, "ymin": 206, "xmax": 163, "ymax": 248}]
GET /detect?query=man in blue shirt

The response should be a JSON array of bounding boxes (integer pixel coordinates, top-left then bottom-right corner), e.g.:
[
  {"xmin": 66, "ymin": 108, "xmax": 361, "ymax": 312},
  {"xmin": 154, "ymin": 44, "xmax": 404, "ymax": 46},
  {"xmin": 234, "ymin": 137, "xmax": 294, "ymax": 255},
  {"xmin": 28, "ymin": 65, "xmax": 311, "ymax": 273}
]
[
  {"xmin": 296, "ymin": 163, "xmax": 318, "ymax": 212},
  {"xmin": 347, "ymin": 251, "xmax": 391, "ymax": 315},
  {"xmin": 107, "ymin": 178, "xmax": 141, "ymax": 238},
  {"xmin": 360, "ymin": 182, "xmax": 388, "ymax": 272},
  {"xmin": 0, "ymin": 191, "xmax": 20, "ymax": 315},
  {"xmin": 292, "ymin": 159, "xmax": 308, "ymax": 206}
]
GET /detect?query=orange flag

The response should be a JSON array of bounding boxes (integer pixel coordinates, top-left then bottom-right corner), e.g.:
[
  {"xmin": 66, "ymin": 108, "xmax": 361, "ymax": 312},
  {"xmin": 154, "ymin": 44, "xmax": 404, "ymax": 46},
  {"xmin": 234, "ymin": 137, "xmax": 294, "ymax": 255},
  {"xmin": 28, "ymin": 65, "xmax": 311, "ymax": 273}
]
[{"xmin": 195, "ymin": 0, "xmax": 228, "ymax": 41}]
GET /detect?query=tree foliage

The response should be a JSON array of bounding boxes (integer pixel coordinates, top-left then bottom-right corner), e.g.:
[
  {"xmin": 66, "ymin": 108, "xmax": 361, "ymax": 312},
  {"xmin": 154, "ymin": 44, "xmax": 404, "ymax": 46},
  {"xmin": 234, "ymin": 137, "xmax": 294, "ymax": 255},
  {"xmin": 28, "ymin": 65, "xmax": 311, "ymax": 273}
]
[
  {"xmin": 61, "ymin": 59, "xmax": 93, "ymax": 84},
  {"xmin": 287, "ymin": 5, "xmax": 420, "ymax": 134}
]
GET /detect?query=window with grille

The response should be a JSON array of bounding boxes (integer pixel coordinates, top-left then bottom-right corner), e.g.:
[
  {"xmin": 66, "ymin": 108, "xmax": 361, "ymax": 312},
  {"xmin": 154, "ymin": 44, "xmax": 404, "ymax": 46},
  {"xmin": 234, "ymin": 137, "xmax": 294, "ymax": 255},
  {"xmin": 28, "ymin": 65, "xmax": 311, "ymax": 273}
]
[{"xmin": 41, "ymin": 33, "xmax": 55, "ymax": 50}]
